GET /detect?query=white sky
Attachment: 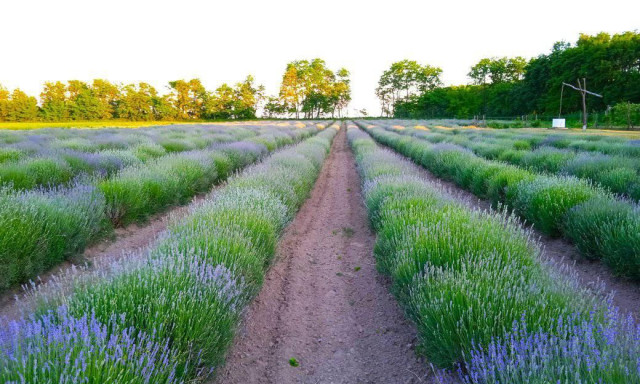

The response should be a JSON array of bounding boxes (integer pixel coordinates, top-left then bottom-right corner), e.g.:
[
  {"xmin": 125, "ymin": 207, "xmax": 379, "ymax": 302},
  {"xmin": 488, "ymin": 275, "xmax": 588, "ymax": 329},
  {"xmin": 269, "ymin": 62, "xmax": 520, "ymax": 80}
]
[{"xmin": 1, "ymin": 0, "xmax": 638, "ymax": 116}]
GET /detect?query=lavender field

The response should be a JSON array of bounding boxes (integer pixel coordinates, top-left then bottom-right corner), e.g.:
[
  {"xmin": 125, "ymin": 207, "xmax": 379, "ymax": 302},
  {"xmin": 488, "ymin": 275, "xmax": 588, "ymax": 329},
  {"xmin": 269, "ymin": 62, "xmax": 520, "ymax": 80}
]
[{"xmin": 1, "ymin": 121, "xmax": 639, "ymax": 384}]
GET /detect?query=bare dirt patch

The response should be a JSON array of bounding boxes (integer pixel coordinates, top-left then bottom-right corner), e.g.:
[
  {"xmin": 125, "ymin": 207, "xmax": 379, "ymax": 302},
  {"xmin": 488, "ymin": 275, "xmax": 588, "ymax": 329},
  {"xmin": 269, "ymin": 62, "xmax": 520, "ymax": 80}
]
[{"xmin": 216, "ymin": 128, "xmax": 436, "ymax": 384}]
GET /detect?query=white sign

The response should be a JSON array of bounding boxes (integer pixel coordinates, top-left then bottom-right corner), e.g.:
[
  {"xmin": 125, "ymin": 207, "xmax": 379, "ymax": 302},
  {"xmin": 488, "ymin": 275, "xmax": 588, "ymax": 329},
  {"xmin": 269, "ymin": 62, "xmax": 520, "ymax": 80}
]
[{"xmin": 552, "ymin": 119, "xmax": 566, "ymax": 128}]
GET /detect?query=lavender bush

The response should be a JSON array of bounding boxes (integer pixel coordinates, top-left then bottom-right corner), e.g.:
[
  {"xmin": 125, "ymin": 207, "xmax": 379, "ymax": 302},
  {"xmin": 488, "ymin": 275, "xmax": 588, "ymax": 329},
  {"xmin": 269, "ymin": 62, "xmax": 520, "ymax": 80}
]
[
  {"xmin": 462, "ymin": 305, "xmax": 640, "ymax": 384},
  {"xmin": 0, "ymin": 306, "xmax": 181, "ymax": 383}
]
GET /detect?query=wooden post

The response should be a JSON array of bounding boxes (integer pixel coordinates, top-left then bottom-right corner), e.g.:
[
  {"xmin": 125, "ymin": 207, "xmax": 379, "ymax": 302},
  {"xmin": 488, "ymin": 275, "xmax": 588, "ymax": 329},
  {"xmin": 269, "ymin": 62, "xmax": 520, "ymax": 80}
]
[
  {"xmin": 559, "ymin": 84, "xmax": 564, "ymax": 117},
  {"xmin": 579, "ymin": 78, "xmax": 588, "ymax": 130}
]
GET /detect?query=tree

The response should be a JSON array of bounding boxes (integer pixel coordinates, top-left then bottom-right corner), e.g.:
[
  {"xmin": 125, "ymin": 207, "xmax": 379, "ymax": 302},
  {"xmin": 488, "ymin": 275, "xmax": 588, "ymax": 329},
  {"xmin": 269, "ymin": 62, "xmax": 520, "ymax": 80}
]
[
  {"xmin": 92, "ymin": 79, "xmax": 120, "ymax": 119},
  {"xmin": 66, "ymin": 81, "xmax": 104, "ymax": 120},
  {"xmin": 168, "ymin": 79, "xmax": 207, "ymax": 119},
  {"xmin": 279, "ymin": 61, "xmax": 307, "ymax": 118},
  {"xmin": 204, "ymin": 75, "xmax": 264, "ymax": 119},
  {"xmin": 468, "ymin": 58, "xmax": 493, "ymax": 85},
  {"xmin": 40, "ymin": 81, "xmax": 69, "ymax": 121},
  {"xmin": 469, "ymin": 57, "xmax": 527, "ymax": 85},
  {"xmin": 376, "ymin": 60, "xmax": 442, "ymax": 115},
  {"xmin": 331, "ymin": 68, "xmax": 351, "ymax": 118},
  {"xmin": 5, "ymin": 89, "xmax": 38, "ymax": 121},
  {"xmin": 234, "ymin": 75, "xmax": 264, "ymax": 119},
  {"xmin": 278, "ymin": 59, "xmax": 351, "ymax": 118},
  {"xmin": 263, "ymin": 96, "xmax": 285, "ymax": 118},
  {"xmin": 0, "ymin": 84, "xmax": 9, "ymax": 120},
  {"xmin": 117, "ymin": 83, "xmax": 156, "ymax": 121},
  {"xmin": 151, "ymin": 94, "xmax": 178, "ymax": 121}
]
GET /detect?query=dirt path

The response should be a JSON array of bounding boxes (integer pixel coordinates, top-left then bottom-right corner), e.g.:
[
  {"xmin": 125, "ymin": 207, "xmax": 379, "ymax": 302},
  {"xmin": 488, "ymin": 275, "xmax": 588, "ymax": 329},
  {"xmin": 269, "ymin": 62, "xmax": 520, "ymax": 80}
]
[
  {"xmin": 383, "ymin": 144, "xmax": 640, "ymax": 318},
  {"xmin": 0, "ymin": 195, "xmax": 206, "ymax": 321},
  {"xmin": 216, "ymin": 128, "xmax": 435, "ymax": 384}
]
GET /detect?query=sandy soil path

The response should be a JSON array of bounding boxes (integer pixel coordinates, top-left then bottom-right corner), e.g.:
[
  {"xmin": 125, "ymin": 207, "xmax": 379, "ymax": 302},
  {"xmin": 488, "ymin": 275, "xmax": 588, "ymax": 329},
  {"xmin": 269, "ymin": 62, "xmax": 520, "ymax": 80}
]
[{"xmin": 216, "ymin": 128, "xmax": 435, "ymax": 384}]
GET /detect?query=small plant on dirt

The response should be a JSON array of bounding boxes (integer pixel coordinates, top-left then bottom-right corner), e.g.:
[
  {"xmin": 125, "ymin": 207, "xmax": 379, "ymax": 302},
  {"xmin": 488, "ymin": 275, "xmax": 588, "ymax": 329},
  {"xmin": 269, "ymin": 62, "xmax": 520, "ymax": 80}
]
[
  {"xmin": 289, "ymin": 358, "xmax": 299, "ymax": 367},
  {"xmin": 342, "ymin": 227, "xmax": 355, "ymax": 237},
  {"xmin": 336, "ymin": 272, "xmax": 343, "ymax": 277},
  {"xmin": 347, "ymin": 188, "xmax": 352, "ymax": 192},
  {"xmin": 354, "ymin": 266, "xmax": 361, "ymax": 272}
]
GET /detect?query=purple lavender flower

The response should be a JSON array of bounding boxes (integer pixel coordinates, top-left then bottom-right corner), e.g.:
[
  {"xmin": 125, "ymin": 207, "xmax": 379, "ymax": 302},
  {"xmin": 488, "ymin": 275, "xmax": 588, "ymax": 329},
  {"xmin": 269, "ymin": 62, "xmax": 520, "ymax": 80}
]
[
  {"xmin": 0, "ymin": 306, "xmax": 181, "ymax": 383},
  {"xmin": 461, "ymin": 305, "xmax": 640, "ymax": 383}
]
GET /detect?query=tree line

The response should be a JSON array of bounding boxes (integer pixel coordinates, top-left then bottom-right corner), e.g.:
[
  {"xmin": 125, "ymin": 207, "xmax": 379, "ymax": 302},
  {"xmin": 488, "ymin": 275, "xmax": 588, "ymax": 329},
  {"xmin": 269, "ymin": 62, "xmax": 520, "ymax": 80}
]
[
  {"xmin": 265, "ymin": 58, "xmax": 351, "ymax": 119},
  {"xmin": 0, "ymin": 58, "xmax": 351, "ymax": 122},
  {"xmin": 379, "ymin": 32, "xmax": 640, "ymax": 121}
]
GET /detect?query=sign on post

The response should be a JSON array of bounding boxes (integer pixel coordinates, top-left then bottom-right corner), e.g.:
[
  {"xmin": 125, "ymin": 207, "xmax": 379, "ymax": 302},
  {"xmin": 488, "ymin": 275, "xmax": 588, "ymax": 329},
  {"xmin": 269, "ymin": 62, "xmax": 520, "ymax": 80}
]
[{"xmin": 552, "ymin": 118, "xmax": 566, "ymax": 128}]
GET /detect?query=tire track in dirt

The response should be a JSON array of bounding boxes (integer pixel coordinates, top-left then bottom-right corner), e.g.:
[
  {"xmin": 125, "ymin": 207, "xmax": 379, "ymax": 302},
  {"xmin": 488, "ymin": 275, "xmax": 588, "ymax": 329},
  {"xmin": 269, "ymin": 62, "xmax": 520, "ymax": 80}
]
[{"xmin": 216, "ymin": 127, "xmax": 435, "ymax": 384}]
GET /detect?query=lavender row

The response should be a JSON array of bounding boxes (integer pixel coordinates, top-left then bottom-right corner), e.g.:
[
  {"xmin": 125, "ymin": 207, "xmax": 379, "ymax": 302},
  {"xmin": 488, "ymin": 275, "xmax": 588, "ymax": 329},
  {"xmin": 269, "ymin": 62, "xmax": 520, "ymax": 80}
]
[
  {"xmin": 347, "ymin": 125, "xmax": 639, "ymax": 383},
  {"xmin": 381, "ymin": 121, "xmax": 640, "ymax": 201},
  {"xmin": 0, "ymin": 123, "xmax": 321, "ymax": 290},
  {"xmin": 0, "ymin": 124, "xmax": 338, "ymax": 382},
  {"xmin": 0, "ymin": 122, "xmax": 325, "ymax": 191},
  {"xmin": 359, "ymin": 122, "xmax": 640, "ymax": 280}
]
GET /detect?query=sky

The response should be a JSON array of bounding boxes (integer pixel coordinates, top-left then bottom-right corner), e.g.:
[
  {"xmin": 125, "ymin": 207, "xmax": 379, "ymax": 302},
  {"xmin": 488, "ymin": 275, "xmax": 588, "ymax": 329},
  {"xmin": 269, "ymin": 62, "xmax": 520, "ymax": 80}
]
[{"xmin": 1, "ymin": 0, "xmax": 638, "ymax": 117}]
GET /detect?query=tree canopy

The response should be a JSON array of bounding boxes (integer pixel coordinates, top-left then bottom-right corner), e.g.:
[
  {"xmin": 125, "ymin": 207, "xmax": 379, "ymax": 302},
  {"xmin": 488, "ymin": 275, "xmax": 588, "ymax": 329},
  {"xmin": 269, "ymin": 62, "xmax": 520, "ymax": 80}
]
[
  {"xmin": 375, "ymin": 60, "xmax": 443, "ymax": 116},
  {"xmin": 0, "ymin": 76, "xmax": 266, "ymax": 122},
  {"xmin": 0, "ymin": 57, "xmax": 350, "ymax": 122},
  {"xmin": 276, "ymin": 59, "xmax": 351, "ymax": 118},
  {"xmin": 392, "ymin": 31, "xmax": 640, "ymax": 120}
]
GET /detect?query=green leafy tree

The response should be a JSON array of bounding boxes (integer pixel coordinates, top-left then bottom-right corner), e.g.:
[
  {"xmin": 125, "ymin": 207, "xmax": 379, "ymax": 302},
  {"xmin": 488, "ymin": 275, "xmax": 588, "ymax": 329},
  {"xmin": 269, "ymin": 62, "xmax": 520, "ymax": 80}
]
[
  {"xmin": 92, "ymin": 79, "xmax": 120, "ymax": 119},
  {"xmin": 117, "ymin": 83, "xmax": 157, "ymax": 121},
  {"xmin": 40, "ymin": 81, "xmax": 69, "ymax": 121},
  {"xmin": 278, "ymin": 59, "xmax": 351, "ymax": 118},
  {"xmin": 263, "ymin": 96, "xmax": 285, "ymax": 118},
  {"xmin": 376, "ymin": 60, "xmax": 442, "ymax": 116},
  {"xmin": 151, "ymin": 94, "xmax": 178, "ymax": 120},
  {"xmin": 234, "ymin": 75, "xmax": 264, "ymax": 119},
  {"xmin": 279, "ymin": 62, "xmax": 307, "ymax": 118},
  {"xmin": 469, "ymin": 57, "xmax": 527, "ymax": 85},
  {"xmin": 5, "ymin": 89, "xmax": 38, "ymax": 121},
  {"xmin": 0, "ymin": 85, "xmax": 9, "ymax": 120},
  {"xmin": 168, "ymin": 79, "xmax": 207, "ymax": 119},
  {"xmin": 66, "ymin": 81, "xmax": 104, "ymax": 120}
]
